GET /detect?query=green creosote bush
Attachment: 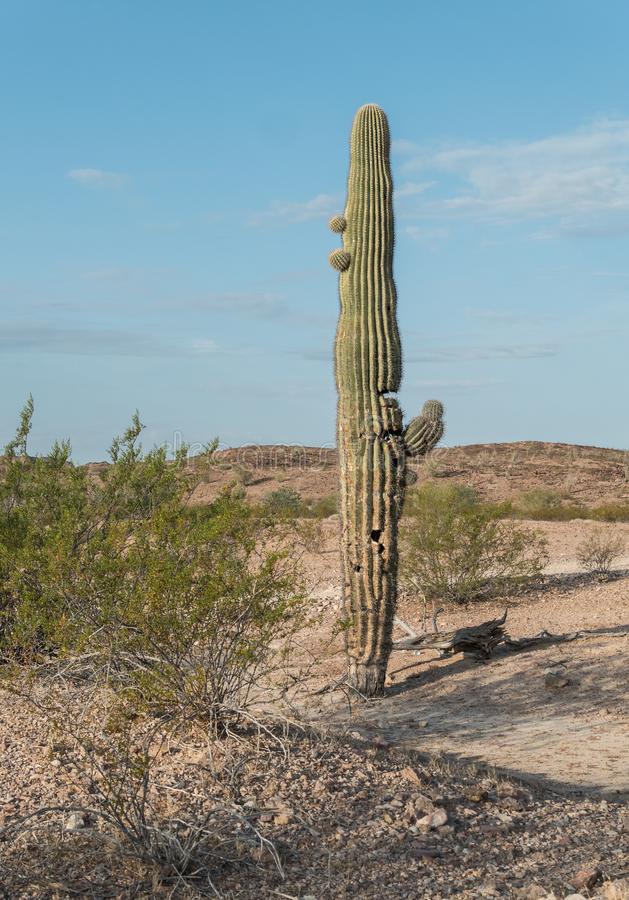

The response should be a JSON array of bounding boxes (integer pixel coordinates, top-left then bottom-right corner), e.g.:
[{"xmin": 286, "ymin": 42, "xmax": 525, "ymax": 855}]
[
  {"xmin": 261, "ymin": 487, "xmax": 303, "ymax": 517},
  {"xmin": 590, "ymin": 502, "xmax": 629, "ymax": 523},
  {"xmin": 259, "ymin": 489, "xmax": 338, "ymax": 519},
  {"xmin": 511, "ymin": 488, "xmax": 587, "ymax": 521},
  {"xmin": 401, "ymin": 482, "xmax": 549, "ymax": 605},
  {"xmin": 0, "ymin": 399, "xmax": 309, "ymax": 728},
  {"xmin": 306, "ymin": 493, "xmax": 338, "ymax": 518},
  {"xmin": 576, "ymin": 528, "xmax": 625, "ymax": 575}
]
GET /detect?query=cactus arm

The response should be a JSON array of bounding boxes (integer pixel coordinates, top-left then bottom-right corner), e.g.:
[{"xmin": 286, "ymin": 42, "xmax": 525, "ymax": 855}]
[{"xmin": 404, "ymin": 399, "xmax": 445, "ymax": 458}]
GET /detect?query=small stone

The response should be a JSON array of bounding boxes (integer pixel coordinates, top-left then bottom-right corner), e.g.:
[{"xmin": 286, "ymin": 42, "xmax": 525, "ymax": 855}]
[
  {"xmin": 571, "ymin": 867, "xmax": 602, "ymax": 892},
  {"xmin": 407, "ymin": 846, "xmax": 442, "ymax": 860},
  {"xmin": 496, "ymin": 781, "xmax": 518, "ymax": 798},
  {"xmin": 64, "ymin": 811, "xmax": 88, "ymax": 832},
  {"xmin": 400, "ymin": 765, "xmax": 423, "ymax": 786},
  {"xmin": 544, "ymin": 667, "xmax": 570, "ymax": 689},
  {"xmin": 273, "ymin": 813, "xmax": 291, "ymax": 826},
  {"xmin": 479, "ymin": 823, "xmax": 511, "ymax": 835},
  {"xmin": 417, "ymin": 807, "xmax": 448, "ymax": 830},
  {"xmin": 464, "ymin": 786, "xmax": 489, "ymax": 803},
  {"xmin": 515, "ymin": 886, "xmax": 547, "ymax": 900}
]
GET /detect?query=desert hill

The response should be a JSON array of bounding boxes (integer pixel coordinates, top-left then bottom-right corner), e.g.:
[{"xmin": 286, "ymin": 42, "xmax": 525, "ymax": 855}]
[{"xmin": 177, "ymin": 440, "xmax": 629, "ymax": 507}]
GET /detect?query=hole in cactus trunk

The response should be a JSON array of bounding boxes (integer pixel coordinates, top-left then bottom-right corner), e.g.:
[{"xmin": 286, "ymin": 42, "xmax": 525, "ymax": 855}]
[{"xmin": 370, "ymin": 529, "xmax": 381, "ymax": 542}]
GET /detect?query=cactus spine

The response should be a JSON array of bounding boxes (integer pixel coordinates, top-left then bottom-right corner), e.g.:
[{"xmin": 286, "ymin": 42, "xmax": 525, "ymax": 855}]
[{"xmin": 329, "ymin": 105, "xmax": 444, "ymax": 696}]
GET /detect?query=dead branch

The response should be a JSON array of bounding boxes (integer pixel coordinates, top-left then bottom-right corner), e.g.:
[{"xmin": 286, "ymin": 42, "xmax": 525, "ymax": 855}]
[
  {"xmin": 503, "ymin": 626, "xmax": 629, "ymax": 649},
  {"xmin": 392, "ymin": 610, "xmax": 629, "ymax": 660},
  {"xmin": 392, "ymin": 610, "xmax": 508, "ymax": 658}
]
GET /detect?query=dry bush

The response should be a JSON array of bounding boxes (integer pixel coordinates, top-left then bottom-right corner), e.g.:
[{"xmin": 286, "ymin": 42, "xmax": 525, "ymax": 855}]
[
  {"xmin": 576, "ymin": 528, "xmax": 625, "ymax": 575},
  {"xmin": 0, "ymin": 689, "xmax": 288, "ymax": 897}
]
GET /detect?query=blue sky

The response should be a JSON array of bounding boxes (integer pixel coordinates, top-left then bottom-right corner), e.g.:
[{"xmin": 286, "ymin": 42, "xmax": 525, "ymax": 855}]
[{"xmin": 2, "ymin": 0, "xmax": 628, "ymax": 460}]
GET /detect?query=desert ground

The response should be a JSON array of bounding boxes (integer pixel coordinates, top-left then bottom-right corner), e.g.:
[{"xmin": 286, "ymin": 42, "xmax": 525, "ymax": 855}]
[{"xmin": 2, "ymin": 441, "xmax": 628, "ymax": 898}]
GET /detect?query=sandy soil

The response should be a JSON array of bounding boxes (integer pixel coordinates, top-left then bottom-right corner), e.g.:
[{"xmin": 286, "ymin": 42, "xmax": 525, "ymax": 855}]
[{"xmin": 294, "ymin": 519, "xmax": 629, "ymax": 799}]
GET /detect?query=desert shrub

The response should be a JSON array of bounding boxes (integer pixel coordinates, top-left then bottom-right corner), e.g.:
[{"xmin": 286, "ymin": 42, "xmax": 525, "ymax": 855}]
[
  {"xmin": 0, "ymin": 692, "xmax": 285, "ymax": 896},
  {"xmin": 402, "ymin": 482, "xmax": 548, "ymax": 604},
  {"xmin": 512, "ymin": 489, "xmax": 562, "ymax": 519},
  {"xmin": 0, "ymin": 400, "xmax": 308, "ymax": 726},
  {"xmin": 231, "ymin": 464, "xmax": 255, "ymax": 486},
  {"xmin": 511, "ymin": 488, "xmax": 587, "ymax": 521},
  {"xmin": 262, "ymin": 487, "xmax": 303, "ymax": 517},
  {"xmin": 304, "ymin": 494, "xmax": 338, "ymax": 518},
  {"xmin": 590, "ymin": 503, "xmax": 629, "ymax": 523},
  {"xmin": 228, "ymin": 479, "xmax": 247, "ymax": 499},
  {"xmin": 576, "ymin": 529, "xmax": 625, "ymax": 574}
]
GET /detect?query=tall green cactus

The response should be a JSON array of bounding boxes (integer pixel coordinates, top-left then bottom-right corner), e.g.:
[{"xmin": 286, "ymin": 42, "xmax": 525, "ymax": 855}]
[{"xmin": 329, "ymin": 104, "xmax": 444, "ymax": 696}]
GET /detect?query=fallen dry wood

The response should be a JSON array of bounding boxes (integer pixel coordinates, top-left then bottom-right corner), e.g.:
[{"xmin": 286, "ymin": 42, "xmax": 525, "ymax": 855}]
[
  {"xmin": 392, "ymin": 610, "xmax": 508, "ymax": 658},
  {"xmin": 392, "ymin": 611, "xmax": 629, "ymax": 659},
  {"xmin": 503, "ymin": 626, "xmax": 629, "ymax": 649}
]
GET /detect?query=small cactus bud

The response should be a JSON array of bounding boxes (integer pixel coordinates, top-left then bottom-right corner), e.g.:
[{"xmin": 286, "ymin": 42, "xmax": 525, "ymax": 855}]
[
  {"xmin": 329, "ymin": 215, "xmax": 347, "ymax": 233},
  {"xmin": 421, "ymin": 400, "xmax": 444, "ymax": 420},
  {"xmin": 329, "ymin": 249, "xmax": 351, "ymax": 271}
]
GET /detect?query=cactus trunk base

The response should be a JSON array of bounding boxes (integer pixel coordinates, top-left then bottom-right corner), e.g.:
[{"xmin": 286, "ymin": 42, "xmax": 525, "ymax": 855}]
[{"xmin": 348, "ymin": 660, "xmax": 387, "ymax": 697}]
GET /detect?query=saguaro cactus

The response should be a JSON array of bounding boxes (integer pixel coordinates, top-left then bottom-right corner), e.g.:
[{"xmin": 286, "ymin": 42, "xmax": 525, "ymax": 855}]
[{"xmin": 329, "ymin": 104, "xmax": 444, "ymax": 696}]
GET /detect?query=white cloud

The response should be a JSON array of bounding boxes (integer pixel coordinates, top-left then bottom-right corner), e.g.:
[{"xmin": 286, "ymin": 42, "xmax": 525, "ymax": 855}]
[
  {"xmin": 66, "ymin": 168, "xmax": 126, "ymax": 188},
  {"xmin": 394, "ymin": 180, "xmax": 435, "ymax": 198},
  {"xmin": 301, "ymin": 342, "xmax": 557, "ymax": 364},
  {"xmin": 397, "ymin": 118, "xmax": 629, "ymax": 235},
  {"xmin": 405, "ymin": 225, "xmax": 449, "ymax": 245},
  {"xmin": 191, "ymin": 338, "xmax": 219, "ymax": 354},
  {"xmin": 195, "ymin": 293, "xmax": 285, "ymax": 318},
  {"xmin": 406, "ymin": 343, "xmax": 558, "ymax": 362},
  {"xmin": 0, "ymin": 323, "xmax": 169, "ymax": 356},
  {"xmin": 249, "ymin": 193, "xmax": 339, "ymax": 225}
]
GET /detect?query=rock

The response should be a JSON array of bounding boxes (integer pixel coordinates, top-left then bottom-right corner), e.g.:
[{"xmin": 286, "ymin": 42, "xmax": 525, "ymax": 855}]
[
  {"xmin": 571, "ymin": 867, "xmax": 602, "ymax": 892},
  {"xmin": 479, "ymin": 823, "xmax": 511, "ymax": 835},
  {"xmin": 496, "ymin": 781, "xmax": 518, "ymax": 798},
  {"xmin": 417, "ymin": 807, "xmax": 448, "ymax": 830},
  {"xmin": 464, "ymin": 786, "xmax": 489, "ymax": 803},
  {"xmin": 544, "ymin": 667, "xmax": 570, "ymax": 689},
  {"xmin": 620, "ymin": 812, "xmax": 629, "ymax": 834},
  {"xmin": 273, "ymin": 813, "xmax": 291, "ymax": 826},
  {"xmin": 413, "ymin": 793, "xmax": 436, "ymax": 815},
  {"xmin": 63, "ymin": 811, "xmax": 88, "ymax": 832},
  {"xmin": 514, "ymin": 886, "xmax": 547, "ymax": 899},
  {"xmin": 599, "ymin": 879, "xmax": 629, "ymax": 900},
  {"xmin": 407, "ymin": 846, "xmax": 442, "ymax": 860},
  {"xmin": 400, "ymin": 765, "xmax": 423, "ymax": 786}
]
